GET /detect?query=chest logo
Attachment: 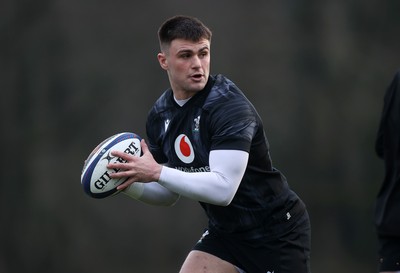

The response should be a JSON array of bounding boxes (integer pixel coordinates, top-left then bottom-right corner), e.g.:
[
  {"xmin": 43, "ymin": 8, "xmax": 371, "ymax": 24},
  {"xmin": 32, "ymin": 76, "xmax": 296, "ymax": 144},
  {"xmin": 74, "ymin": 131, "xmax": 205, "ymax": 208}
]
[
  {"xmin": 164, "ymin": 119, "xmax": 170, "ymax": 132},
  {"xmin": 193, "ymin": 115, "xmax": 200, "ymax": 132},
  {"xmin": 174, "ymin": 134, "xmax": 195, "ymax": 164}
]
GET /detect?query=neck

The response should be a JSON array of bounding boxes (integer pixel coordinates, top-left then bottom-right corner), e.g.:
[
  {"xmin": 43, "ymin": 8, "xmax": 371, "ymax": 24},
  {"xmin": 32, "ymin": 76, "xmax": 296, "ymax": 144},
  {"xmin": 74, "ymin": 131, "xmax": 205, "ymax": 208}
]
[
  {"xmin": 171, "ymin": 88, "xmax": 197, "ymax": 100},
  {"xmin": 174, "ymin": 96, "xmax": 191, "ymax": 106}
]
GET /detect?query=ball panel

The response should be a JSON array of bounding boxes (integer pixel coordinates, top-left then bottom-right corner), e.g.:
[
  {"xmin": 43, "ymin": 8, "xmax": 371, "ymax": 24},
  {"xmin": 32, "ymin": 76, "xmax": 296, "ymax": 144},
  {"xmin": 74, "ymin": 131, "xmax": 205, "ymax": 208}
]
[
  {"xmin": 81, "ymin": 135, "xmax": 115, "ymax": 174},
  {"xmin": 81, "ymin": 132, "xmax": 142, "ymax": 199}
]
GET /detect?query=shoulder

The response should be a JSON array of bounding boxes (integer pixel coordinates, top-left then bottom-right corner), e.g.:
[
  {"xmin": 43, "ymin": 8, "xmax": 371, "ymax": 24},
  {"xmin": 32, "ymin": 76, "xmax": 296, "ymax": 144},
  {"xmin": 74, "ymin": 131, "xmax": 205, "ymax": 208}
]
[
  {"xmin": 204, "ymin": 74, "xmax": 249, "ymax": 109},
  {"xmin": 205, "ymin": 75, "xmax": 260, "ymax": 146},
  {"xmin": 148, "ymin": 89, "xmax": 174, "ymax": 117},
  {"xmin": 204, "ymin": 74, "xmax": 256, "ymax": 119}
]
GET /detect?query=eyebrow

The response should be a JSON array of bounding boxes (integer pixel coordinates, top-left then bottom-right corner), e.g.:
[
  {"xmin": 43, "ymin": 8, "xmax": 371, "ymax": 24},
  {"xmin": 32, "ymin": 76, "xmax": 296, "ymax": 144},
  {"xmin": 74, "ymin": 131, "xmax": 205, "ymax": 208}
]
[{"xmin": 177, "ymin": 46, "xmax": 209, "ymax": 54}]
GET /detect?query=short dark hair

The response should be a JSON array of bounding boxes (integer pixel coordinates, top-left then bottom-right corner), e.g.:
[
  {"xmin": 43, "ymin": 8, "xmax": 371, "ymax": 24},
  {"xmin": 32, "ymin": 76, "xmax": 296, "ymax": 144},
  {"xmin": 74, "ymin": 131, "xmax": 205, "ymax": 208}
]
[{"xmin": 158, "ymin": 15, "xmax": 212, "ymax": 51}]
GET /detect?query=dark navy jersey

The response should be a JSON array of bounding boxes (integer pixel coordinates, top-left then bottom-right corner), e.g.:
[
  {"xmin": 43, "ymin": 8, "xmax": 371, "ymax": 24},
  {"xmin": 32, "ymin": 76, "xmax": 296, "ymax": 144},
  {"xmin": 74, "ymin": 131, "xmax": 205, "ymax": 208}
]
[
  {"xmin": 146, "ymin": 74, "xmax": 305, "ymax": 239},
  {"xmin": 375, "ymin": 70, "xmax": 400, "ymax": 236}
]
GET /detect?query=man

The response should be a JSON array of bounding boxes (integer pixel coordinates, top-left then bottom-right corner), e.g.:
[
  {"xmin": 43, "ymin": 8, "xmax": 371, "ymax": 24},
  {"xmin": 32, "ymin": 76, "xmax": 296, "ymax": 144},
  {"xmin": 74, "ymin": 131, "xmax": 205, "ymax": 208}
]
[
  {"xmin": 108, "ymin": 15, "xmax": 311, "ymax": 273},
  {"xmin": 375, "ymin": 70, "xmax": 400, "ymax": 273}
]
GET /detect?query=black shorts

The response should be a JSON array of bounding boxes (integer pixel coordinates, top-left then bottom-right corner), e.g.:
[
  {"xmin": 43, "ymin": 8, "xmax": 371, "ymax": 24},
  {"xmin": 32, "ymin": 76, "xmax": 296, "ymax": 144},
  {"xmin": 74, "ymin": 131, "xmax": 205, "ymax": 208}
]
[
  {"xmin": 193, "ymin": 211, "xmax": 311, "ymax": 273},
  {"xmin": 378, "ymin": 234, "xmax": 400, "ymax": 271}
]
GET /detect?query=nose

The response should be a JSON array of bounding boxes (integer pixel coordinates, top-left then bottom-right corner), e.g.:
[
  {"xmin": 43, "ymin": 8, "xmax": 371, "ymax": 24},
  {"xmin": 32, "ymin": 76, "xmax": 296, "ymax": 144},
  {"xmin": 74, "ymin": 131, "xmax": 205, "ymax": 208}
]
[{"xmin": 191, "ymin": 55, "xmax": 201, "ymax": 68}]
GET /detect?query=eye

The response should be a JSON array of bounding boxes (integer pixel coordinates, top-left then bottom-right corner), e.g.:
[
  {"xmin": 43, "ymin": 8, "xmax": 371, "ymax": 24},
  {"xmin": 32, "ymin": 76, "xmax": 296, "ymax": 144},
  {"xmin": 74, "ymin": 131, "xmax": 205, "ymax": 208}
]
[
  {"xmin": 199, "ymin": 51, "xmax": 209, "ymax": 58},
  {"xmin": 179, "ymin": 52, "xmax": 192, "ymax": 59}
]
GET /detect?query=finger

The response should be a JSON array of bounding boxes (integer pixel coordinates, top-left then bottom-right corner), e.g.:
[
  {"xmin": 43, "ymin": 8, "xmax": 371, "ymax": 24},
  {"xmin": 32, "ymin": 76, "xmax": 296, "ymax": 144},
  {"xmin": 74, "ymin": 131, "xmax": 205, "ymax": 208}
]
[
  {"xmin": 117, "ymin": 178, "xmax": 135, "ymax": 190},
  {"xmin": 107, "ymin": 160, "xmax": 130, "ymax": 171},
  {"xmin": 110, "ymin": 150, "xmax": 134, "ymax": 161},
  {"xmin": 141, "ymin": 139, "xmax": 149, "ymax": 154},
  {"xmin": 109, "ymin": 168, "xmax": 132, "ymax": 177}
]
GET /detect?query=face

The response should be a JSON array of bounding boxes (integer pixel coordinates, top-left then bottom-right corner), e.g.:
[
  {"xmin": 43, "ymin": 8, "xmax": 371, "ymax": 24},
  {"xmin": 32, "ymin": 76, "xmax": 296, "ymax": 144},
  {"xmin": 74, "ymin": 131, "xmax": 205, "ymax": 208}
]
[{"xmin": 157, "ymin": 38, "xmax": 210, "ymax": 99}]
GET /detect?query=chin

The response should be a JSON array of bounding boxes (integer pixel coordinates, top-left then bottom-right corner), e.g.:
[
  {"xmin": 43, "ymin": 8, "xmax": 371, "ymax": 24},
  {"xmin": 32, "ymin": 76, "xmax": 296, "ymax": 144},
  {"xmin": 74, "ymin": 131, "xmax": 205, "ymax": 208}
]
[
  {"xmin": 190, "ymin": 86, "xmax": 205, "ymax": 93},
  {"xmin": 191, "ymin": 81, "xmax": 207, "ymax": 91}
]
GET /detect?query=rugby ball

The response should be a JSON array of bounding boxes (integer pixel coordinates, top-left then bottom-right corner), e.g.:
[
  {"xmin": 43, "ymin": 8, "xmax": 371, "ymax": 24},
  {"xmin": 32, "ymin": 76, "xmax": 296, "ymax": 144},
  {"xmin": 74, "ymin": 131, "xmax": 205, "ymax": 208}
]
[{"xmin": 81, "ymin": 132, "xmax": 142, "ymax": 199}]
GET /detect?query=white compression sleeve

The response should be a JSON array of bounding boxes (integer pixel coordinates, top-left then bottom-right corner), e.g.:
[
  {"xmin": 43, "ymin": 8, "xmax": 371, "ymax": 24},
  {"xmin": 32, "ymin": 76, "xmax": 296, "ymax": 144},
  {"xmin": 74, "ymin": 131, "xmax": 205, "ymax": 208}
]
[
  {"xmin": 158, "ymin": 150, "xmax": 249, "ymax": 206},
  {"xmin": 122, "ymin": 182, "xmax": 180, "ymax": 206}
]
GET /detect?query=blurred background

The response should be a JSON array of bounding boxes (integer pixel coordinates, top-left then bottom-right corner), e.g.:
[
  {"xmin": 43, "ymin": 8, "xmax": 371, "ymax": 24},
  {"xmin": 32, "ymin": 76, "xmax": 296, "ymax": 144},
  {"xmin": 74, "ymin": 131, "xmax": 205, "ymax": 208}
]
[{"xmin": 2, "ymin": 0, "xmax": 400, "ymax": 272}]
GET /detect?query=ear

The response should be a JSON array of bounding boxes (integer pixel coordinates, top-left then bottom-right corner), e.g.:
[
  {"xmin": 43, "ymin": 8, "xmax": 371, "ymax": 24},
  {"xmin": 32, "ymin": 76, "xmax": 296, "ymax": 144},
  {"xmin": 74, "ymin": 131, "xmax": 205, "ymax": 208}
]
[{"xmin": 157, "ymin": 52, "xmax": 168, "ymax": 70}]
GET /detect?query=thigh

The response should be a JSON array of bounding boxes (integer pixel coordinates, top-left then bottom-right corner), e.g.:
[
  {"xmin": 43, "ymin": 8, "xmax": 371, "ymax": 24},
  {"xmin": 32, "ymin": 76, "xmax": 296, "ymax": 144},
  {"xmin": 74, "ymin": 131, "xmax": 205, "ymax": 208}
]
[
  {"xmin": 179, "ymin": 250, "xmax": 239, "ymax": 273},
  {"xmin": 278, "ymin": 218, "xmax": 311, "ymax": 273}
]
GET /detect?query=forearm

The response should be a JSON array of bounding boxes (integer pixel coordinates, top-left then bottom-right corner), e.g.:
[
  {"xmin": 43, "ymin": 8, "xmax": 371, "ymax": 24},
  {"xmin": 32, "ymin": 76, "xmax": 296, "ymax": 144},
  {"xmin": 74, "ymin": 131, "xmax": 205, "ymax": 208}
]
[
  {"xmin": 158, "ymin": 150, "xmax": 248, "ymax": 206},
  {"xmin": 121, "ymin": 150, "xmax": 248, "ymax": 207},
  {"xmin": 158, "ymin": 168, "xmax": 232, "ymax": 205},
  {"xmin": 122, "ymin": 182, "xmax": 179, "ymax": 206}
]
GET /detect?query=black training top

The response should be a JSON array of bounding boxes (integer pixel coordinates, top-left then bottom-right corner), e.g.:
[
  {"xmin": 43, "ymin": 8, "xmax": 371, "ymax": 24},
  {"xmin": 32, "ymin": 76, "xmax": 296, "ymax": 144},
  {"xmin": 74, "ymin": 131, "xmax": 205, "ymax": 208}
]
[
  {"xmin": 146, "ymin": 74, "xmax": 306, "ymax": 239},
  {"xmin": 375, "ymin": 70, "xmax": 400, "ymax": 237}
]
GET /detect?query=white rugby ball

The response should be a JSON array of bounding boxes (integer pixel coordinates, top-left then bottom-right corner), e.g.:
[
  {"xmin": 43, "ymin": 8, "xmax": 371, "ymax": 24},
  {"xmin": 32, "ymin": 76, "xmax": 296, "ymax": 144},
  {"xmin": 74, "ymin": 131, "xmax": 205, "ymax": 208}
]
[{"xmin": 81, "ymin": 132, "xmax": 142, "ymax": 199}]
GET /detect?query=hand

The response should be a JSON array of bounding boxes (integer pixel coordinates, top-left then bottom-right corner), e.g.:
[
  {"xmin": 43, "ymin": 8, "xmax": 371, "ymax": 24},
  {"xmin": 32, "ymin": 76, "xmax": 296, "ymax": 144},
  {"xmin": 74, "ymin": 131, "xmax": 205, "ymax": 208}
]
[{"xmin": 107, "ymin": 139, "xmax": 162, "ymax": 190}]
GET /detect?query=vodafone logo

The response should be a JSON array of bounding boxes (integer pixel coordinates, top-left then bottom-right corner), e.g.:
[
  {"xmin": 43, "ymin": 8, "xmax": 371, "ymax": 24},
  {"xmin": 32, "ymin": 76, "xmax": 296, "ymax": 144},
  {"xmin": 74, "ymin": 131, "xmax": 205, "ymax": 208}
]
[{"xmin": 174, "ymin": 134, "xmax": 195, "ymax": 164}]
